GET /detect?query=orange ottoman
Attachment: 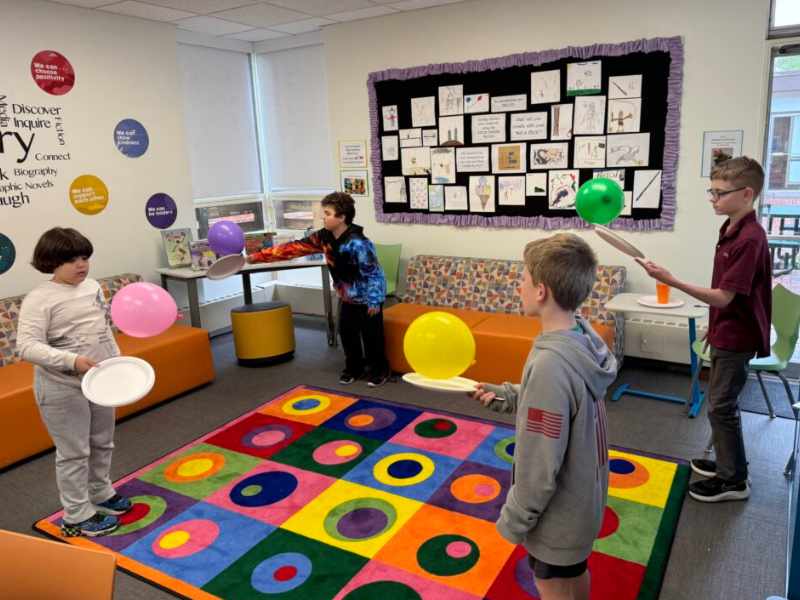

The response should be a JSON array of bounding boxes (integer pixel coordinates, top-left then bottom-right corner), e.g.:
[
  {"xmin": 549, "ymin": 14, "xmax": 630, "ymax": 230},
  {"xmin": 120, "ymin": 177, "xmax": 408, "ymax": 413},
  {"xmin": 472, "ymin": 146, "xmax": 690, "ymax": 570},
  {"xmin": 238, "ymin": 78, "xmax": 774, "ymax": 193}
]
[{"xmin": 383, "ymin": 303, "xmax": 490, "ymax": 374}]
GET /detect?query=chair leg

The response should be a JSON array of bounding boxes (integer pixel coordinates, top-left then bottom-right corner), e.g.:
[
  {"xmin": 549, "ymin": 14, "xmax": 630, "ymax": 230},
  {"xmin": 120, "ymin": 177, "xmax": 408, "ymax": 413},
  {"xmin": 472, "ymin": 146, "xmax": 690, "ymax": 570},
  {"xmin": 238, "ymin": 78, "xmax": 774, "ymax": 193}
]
[
  {"xmin": 688, "ymin": 359, "xmax": 705, "ymax": 415},
  {"xmin": 755, "ymin": 371, "xmax": 777, "ymax": 419}
]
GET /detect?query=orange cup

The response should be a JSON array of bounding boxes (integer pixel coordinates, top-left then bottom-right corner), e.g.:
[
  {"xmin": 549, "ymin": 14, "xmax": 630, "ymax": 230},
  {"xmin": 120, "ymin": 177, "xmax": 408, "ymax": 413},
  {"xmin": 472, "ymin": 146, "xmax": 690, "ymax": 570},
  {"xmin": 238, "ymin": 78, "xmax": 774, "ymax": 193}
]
[{"xmin": 656, "ymin": 282, "xmax": 671, "ymax": 304}]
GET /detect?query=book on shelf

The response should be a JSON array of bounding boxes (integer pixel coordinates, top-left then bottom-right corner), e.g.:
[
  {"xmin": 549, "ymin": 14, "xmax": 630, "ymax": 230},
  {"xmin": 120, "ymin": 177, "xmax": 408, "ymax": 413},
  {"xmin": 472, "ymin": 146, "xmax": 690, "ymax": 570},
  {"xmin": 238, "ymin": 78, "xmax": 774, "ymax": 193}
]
[
  {"xmin": 190, "ymin": 240, "xmax": 217, "ymax": 271},
  {"xmin": 161, "ymin": 228, "xmax": 192, "ymax": 268},
  {"xmin": 244, "ymin": 231, "xmax": 276, "ymax": 257}
]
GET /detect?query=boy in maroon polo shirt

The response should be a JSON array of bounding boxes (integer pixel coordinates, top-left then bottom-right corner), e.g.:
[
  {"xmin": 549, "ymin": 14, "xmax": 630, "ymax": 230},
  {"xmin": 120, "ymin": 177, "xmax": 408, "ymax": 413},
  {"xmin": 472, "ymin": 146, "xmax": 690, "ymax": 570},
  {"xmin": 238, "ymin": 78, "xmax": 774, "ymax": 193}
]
[{"xmin": 637, "ymin": 157, "xmax": 771, "ymax": 502}]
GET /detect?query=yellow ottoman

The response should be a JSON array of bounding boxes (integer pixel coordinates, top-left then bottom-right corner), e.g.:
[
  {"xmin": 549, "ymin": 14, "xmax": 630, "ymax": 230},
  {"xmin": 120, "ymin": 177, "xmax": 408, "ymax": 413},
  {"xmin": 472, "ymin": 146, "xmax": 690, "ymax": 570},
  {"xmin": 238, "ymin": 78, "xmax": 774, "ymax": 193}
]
[{"xmin": 231, "ymin": 302, "xmax": 295, "ymax": 366}]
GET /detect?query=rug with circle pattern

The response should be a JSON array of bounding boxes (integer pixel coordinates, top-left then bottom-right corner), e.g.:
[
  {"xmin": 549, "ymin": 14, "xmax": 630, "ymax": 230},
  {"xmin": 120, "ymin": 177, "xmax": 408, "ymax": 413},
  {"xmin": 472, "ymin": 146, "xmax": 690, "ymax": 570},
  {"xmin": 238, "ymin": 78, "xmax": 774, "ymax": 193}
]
[{"xmin": 34, "ymin": 385, "xmax": 689, "ymax": 599}]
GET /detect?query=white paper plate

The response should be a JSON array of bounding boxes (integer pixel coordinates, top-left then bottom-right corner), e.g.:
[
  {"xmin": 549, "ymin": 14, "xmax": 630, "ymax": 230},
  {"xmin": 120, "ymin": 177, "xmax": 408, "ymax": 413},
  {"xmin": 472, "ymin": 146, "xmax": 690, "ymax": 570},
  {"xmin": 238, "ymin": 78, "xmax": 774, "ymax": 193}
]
[
  {"xmin": 594, "ymin": 225, "xmax": 646, "ymax": 259},
  {"xmin": 206, "ymin": 254, "xmax": 245, "ymax": 280},
  {"xmin": 81, "ymin": 356, "xmax": 155, "ymax": 407},
  {"xmin": 637, "ymin": 295, "xmax": 685, "ymax": 309},
  {"xmin": 402, "ymin": 372, "xmax": 478, "ymax": 393}
]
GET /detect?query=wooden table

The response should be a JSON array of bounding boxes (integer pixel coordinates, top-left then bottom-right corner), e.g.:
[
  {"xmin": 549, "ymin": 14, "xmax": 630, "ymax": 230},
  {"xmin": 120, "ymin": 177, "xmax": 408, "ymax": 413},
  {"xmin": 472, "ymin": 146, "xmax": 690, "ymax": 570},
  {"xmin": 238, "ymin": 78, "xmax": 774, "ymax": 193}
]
[{"xmin": 157, "ymin": 258, "xmax": 337, "ymax": 346}]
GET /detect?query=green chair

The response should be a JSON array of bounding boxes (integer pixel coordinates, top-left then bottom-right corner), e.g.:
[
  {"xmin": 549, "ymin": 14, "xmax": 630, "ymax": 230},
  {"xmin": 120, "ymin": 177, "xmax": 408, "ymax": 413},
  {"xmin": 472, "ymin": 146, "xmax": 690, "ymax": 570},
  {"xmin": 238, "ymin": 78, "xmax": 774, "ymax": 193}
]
[
  {"xmin": 375, "ymin": 243, "xmax": 402, "ymax": 298},
  {"xmin": 690, "ymin": 284, "xmax": 800, "ymax": 478}
]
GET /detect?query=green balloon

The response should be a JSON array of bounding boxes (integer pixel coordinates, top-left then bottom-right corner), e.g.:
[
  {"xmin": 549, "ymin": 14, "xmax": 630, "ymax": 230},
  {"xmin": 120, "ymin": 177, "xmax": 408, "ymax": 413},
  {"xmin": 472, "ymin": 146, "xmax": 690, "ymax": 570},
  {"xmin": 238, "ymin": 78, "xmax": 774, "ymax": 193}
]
[{"xmin": 575, "ymin": 178, "xmax": 625, "ymax": 225}]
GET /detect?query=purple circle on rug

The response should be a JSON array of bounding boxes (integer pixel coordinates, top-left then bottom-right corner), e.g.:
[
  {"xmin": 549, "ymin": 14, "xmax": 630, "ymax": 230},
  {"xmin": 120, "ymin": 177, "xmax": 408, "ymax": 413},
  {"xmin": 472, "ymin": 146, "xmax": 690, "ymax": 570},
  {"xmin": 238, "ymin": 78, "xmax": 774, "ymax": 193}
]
[
  {"xmin": 336, "ymin": 507, "xmax": 389, "ymax": 539},
  {"xmin": 145, "ymin": 193, "xmax": 177, "ymax": 229},
  {"xmin": 514, "ymin": 555, "xmax": 540, "ymax": 597},
  {"xmin": 241, "ymin": 424, "xmax": 294, "ymax": 449}
]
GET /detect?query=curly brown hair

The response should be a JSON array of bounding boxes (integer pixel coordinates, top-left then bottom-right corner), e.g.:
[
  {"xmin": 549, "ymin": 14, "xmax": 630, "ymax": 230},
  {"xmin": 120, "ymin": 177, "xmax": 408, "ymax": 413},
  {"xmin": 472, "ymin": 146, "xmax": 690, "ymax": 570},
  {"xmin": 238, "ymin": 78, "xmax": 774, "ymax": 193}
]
[{"xmin": 321, "ymin": 192, "xmax": 355, "ymax": 225}]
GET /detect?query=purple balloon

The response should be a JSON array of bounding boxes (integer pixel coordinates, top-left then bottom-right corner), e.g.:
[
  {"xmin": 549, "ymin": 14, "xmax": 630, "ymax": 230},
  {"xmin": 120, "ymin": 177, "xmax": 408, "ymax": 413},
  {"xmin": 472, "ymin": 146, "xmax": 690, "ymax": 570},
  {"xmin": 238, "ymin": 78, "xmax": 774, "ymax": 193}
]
[{"xmin": 208, "ymin": 220, "xmax": 245, "ymax": 256}]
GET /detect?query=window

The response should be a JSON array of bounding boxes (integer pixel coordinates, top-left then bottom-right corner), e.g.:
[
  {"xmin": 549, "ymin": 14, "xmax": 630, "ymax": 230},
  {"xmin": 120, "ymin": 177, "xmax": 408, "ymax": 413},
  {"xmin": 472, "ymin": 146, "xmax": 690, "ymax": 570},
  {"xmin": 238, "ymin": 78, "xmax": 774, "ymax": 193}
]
[
  {"xmin": 255, "ymin": 45, "xmax": 335, "ymax": 233},
  {"xmin": 766, "ymin": 53, "xmax": 800, "ymax": 193},
  {"xmin": 770, "ymin": 0, "xmax": 800, "ymax": 38}
]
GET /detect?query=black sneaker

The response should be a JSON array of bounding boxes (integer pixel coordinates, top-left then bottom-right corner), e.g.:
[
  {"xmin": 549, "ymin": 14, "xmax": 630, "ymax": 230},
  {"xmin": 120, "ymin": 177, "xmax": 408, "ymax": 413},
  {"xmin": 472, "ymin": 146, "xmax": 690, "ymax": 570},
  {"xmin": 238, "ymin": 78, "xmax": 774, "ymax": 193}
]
[
  {"xmin": 367, "ymin": 372, "xmax": 390, "ymax": 388},
  {"xmin": 339, "ymin": 371, "xmax": 359, "ymax": 385},
  {"xmin": 95, "ymin": 493, "xmax": 132, "ymax": 515},
  {"xmin": 688, "ymin": 477, "xmax": 750, "ymax": 503},
  {"xmin": 690, "ymin": 458, "xmax": 716, "ymax": 478},
  {"xmin": 61, "ymin": 513, "xmax": 119, "ymax": 537}
]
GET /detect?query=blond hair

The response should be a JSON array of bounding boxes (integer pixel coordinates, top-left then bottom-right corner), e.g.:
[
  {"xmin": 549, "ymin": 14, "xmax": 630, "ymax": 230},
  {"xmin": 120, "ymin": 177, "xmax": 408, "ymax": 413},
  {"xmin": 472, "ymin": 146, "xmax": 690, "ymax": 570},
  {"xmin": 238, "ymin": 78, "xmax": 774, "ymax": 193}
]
[
  {"xmin": 523, "ymin": 233, "xmax": 597, "ymax": 312},
  {"xmin": 710, "ymin": 156, "xmax": 764, "ymax": 198}
]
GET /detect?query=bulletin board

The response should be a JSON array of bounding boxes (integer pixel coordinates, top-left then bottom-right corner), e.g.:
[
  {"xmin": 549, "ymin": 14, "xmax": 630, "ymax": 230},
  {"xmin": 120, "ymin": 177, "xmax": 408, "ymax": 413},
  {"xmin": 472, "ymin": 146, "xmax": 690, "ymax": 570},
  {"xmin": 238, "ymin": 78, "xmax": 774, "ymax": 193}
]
[{"xmin": 367, "ymin": 36, "xmax": 683, "ymax": 231}]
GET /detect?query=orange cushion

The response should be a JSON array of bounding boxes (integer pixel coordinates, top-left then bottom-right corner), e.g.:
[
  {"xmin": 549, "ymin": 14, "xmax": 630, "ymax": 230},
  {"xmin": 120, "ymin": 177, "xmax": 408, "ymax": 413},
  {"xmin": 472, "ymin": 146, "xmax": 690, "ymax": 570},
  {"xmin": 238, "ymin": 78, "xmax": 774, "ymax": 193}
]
[
  {"xmin": 0, "ymin": 362, "xmax": 52, "ymax": 469},
  {"xmin": 384, "ymin": 304, "xmax": 491, "ymax": 373}
]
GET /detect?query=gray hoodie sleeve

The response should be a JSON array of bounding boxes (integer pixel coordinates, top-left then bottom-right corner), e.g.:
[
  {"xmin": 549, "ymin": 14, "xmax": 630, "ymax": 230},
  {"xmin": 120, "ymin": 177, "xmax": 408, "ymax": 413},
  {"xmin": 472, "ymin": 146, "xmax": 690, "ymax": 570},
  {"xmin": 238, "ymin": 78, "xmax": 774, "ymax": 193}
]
[
  {"xmin": 496, "ymin": 352, "xmax": 572, "ymax": 545},
  {"xmin": 482, "ymin": 382, "xmax": 520, "ymax": 414}
]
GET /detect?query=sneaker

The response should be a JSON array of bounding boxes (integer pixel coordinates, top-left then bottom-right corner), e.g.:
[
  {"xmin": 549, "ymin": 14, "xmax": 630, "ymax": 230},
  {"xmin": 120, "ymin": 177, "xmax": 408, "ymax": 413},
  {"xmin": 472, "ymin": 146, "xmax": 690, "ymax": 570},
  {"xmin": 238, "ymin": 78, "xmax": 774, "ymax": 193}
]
[
  {"xmin": 61, "ymin": 513, "xmax": 119, "ymax": 537},
  {"xmin": 95, "ymin": 494, "xmax": 132, "ymax": 515},
  {"xmin": 688, "ymin": 477, "xmax": 750, "ymax": 503},
  {"xmin": 339, "ymin": 371, "xmax": 360, "ymax": 385},
  {"xmin": 690, "ymin": 458, "xmax": 717, "ymax": 478},
  {"xmin": 367, "ymin": 372, "xmax": 390, "ymax": 388}
]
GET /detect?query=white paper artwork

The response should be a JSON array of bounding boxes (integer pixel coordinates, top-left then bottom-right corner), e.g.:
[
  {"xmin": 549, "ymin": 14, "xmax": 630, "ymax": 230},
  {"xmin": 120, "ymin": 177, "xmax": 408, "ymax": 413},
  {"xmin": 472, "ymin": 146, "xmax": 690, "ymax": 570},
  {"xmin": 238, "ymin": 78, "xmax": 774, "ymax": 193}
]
[
  {"xmin": 431, "ymin": 147, "xmax": 456, "ymax": 184},
  {"xmin": 573, "ymin": 136, "xmax": 606, "ymax": 169},
  {"xmin": 593, "ymin": 169, "xmax": 625, "ymax": 189},
  {"xmin": 384, "ymin": 176, "xmax": 406, "ymax": 203},
  {"xmin": 498, "ymin": 176, "xmax": 526, "ymax": 206},
  {"xmin": 622, "ymin": 191, "xmax": 633, "ymax": 216},
  {"xmin": 607, "ymin": 98, "xmax": 641, "ymax": 134},
  {"xmin": 409, "ymin": 177, "xmax": 429, "ymax": 209},
  {"xmin": 438, "ymin": 85, "xmax": 464, "ymax": 116},
  {"xmin": 573, "ymin": 96, "xmax": 606, "ymax": 135},
  {"xmin": 607, "ymin": 133, "xmax": 650, "ymax": 167},
  {"xmin": 422, "ymin": 129, "xmax": 438, "ymax": 147},
  {"xmin": 531, "ymin": 69, "xmax": 560, "ymax": 104},
  {"xmin": 400, "ymin": 146, "xmax": 431, "ymax": 176},
  {"xmin": 526, "ymin": 172, "xmax": 547, "ymax": 197},
  {"xmin": 510, "ymin": 112, "xmax": 548, "ymax": 141},
  {"xmin": 491, "ymin": 94, "xmax": 527, "ymax": 113},
  {"xmin": 550, "ymin": 104, "xmax": 573, "ymax": 140},
  {"xmin": 492, "ymin": 143, "xmax": 526, "ymax": 174},
  {"xmin": 439, "ymin": 115, "xmax": 465, "ymax": 146},
  {"xmin": 429, "ymin": 185, "xmax": 444, "ymax": 212},
  {"xmin": 471, "ymin": 114, "xmax": 506, "ymax": 144},
  {"xmin": 548, "ymin": 170, "xmax": 579, "ymax": 209},
  {"xmin": 411, "ymin": 96, "xmax": 436, "ymax": 128},
  {"xmin": 399, "ymin": 128, "xmax": 422, "ymax": 148},
  {"xmin": 464, "ymin": 93, "xmax": 490, "ymax": 114},
  {"xmin": 530, "ymin": 142, "xmax": 569, "ymax": 170},
  {"xmin": 566, "ymin": 61, "xmax": 602, "ymax": 96},
  {"xmin": 608, "ymin": 75, "xmax": 643, "ymax": 99},
  {"xmin": 382, "ymin": 105, "xmax": 398, "ymax": 131},
  {"xmin": 456, "ymin": 146, "xmax": 490, "ymax": 172},
  {"xmin": 445, "ymin": 185, "xmax": 468, "ymax": 210},
  {"xmin": 469, "ymin": 175, "xmax": 495, "ymax": 212},
  {"xmin": 633, "ymin": 170, "xmax": 662, "ymax": 209},
  {"xmin": 381, "ymin": 135, "xmax": 399, "ymax": 161}
]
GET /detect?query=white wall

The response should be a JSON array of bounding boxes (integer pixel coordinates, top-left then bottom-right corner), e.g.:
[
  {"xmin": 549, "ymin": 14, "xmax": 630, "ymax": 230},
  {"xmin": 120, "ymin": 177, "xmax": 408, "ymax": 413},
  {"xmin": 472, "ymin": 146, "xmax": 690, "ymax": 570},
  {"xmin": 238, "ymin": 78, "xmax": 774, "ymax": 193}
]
[
  {"xmin": 0, "ymin": 0, "xmax": 193, "ymax": 298},
  {"xmin": 323, "ymin": 0, "xmax": 771, "ymax": 293}
]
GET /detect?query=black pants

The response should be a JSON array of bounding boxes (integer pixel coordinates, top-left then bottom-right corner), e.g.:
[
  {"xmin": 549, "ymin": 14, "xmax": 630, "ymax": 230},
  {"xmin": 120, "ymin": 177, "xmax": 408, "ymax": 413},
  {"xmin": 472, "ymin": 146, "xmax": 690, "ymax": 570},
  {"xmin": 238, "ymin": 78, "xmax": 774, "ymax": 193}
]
[
  {"xmin": 708, "ymin": 346, "xmax": 754, "ymax": 482},
  {"xmin": 339, "ymin": 302, "xmax": 389, "ymax": 376}
]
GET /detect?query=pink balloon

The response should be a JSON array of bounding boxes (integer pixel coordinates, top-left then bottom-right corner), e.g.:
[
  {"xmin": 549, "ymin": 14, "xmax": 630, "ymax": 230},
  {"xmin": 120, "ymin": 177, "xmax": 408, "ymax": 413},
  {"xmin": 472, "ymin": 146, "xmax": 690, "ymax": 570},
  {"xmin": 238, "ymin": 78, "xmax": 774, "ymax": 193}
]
[{"xmin": 110, "ymin": 282, "xmax": 178, "ymax": 338}]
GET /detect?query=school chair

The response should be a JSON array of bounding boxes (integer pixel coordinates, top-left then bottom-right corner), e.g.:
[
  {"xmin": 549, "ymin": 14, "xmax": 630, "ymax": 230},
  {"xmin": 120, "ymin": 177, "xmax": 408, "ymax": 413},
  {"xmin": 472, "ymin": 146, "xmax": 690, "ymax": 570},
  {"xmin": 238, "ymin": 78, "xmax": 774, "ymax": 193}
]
[
  {"xmin": 0, "ymin": 529, "xmax": 117, "ymax": 599},
  {"xmin": 375, "ymin": 243, "xmax": 402, "ymax": 299},
  {"xmin": 689, "ymin": 284, "xmax": 800, "ymax": 478}
]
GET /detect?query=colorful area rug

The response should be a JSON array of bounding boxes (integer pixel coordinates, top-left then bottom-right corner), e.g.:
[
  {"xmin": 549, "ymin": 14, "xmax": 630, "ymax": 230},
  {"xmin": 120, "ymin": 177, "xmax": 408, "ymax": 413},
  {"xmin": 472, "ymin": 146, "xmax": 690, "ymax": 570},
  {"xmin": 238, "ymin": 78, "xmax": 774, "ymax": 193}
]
[{"xmin": 34, "ymin": 385, "xmax": 689, "ymax": 599}]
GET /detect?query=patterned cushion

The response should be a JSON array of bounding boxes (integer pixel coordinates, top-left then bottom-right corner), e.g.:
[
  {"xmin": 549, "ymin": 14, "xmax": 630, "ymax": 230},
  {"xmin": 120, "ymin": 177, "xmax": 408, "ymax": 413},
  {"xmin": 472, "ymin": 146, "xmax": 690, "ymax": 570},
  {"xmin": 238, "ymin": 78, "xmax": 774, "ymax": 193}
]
[
  {"xmin": 0, "ymin": 273, "xmax": 143, "ymax": 367},
  {"xmin": 401, "ymin": 255, "xmax": 626, "ymax": 360}
]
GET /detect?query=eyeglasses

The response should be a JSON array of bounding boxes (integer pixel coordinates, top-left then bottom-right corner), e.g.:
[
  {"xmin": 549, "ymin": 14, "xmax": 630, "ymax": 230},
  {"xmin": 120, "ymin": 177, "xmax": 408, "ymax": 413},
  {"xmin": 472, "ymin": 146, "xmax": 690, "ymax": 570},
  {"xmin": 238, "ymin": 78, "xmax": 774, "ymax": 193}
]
[{"xmin": 706, "ymin": 186, "xmax": 746, "ymax": 200}]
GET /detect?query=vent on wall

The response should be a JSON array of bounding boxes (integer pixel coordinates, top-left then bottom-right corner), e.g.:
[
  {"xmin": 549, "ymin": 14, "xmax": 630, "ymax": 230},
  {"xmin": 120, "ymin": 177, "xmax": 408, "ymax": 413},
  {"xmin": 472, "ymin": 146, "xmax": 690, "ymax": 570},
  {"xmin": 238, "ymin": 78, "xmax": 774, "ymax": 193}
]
[{"xmin": 623, "ymin": 316, "xmax": 709, "ymax": 365}]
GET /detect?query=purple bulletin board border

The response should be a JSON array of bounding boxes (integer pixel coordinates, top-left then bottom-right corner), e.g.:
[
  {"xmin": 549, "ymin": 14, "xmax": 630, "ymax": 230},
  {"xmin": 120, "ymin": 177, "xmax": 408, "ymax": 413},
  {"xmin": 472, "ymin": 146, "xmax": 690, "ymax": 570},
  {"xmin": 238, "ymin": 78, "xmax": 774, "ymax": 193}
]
[{"xmin": 367, "ymin": 36, "xmax": 683, "ymax": 232}]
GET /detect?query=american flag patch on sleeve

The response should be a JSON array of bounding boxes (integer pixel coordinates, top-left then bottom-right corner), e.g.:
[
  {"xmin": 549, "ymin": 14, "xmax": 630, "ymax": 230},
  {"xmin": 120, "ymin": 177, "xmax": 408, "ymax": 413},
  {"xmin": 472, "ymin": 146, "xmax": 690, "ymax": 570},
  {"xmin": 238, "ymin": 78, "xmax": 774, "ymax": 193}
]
[{"xmin": 526, "ymin": 408, "xmax": 563, "ymax": 439}]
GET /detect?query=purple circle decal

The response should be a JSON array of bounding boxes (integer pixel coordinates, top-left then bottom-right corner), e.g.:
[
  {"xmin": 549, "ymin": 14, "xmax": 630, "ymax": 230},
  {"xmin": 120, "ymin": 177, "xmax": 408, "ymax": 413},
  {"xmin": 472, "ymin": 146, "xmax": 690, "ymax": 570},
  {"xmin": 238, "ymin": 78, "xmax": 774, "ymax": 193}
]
[
  {"xmin": 145, "ymin": 193, "xmax": 177, "ymax": 229},
  {"xmin": 115, "ymin": 119, "xmax": 149, "ymax": 157}
]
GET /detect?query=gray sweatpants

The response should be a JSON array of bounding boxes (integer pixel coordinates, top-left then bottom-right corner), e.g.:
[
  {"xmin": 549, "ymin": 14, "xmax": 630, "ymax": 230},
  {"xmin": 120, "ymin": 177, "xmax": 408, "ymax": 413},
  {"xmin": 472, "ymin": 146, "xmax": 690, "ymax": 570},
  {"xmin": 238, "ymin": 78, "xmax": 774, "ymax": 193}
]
[{"xmin": 34, "ymin": 371, "xmax": 117, "ymax": 524}]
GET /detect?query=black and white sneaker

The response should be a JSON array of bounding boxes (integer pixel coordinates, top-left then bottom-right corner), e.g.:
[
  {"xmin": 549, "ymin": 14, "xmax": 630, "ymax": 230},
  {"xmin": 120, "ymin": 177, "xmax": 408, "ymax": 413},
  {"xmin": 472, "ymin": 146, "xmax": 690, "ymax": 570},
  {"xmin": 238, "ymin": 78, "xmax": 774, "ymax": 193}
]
[
  {"xmin": 688, "ymin": 477, "xmax": 750, "ymax": 503},
  {"xmin": 690, "ymin": 458, "xmax": 717, "ymax": 478},
  {"xmin": 339, "ymin": 371, "xmax": 359, "ymax": 385},
  {"xmin": 367, "ymin": 372, "xmax": 390, "ymax": 388}
]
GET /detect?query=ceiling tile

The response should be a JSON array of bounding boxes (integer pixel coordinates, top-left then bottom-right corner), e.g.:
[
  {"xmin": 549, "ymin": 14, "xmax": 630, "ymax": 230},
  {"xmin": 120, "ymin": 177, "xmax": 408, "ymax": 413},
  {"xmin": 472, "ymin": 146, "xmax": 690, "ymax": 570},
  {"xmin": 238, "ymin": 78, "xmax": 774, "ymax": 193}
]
[
  {"xmin": 388, "ymin": 0, "xmax": 463, "ymax": 8},
  {"xmin": 212, "ymin": 3, "xmax": 308, "ymax": 27},
  {"xmin": 98, "ymin": 1, "xmax": 194, "ymax": 21},
  {"xmin": 176, "ymin": 15, "xmax": 254, "ymax": 35},
  {"xmin": 225, "ymin": 28, "xmax": 289, "ymax": 41},
  {"xmin": 139, "ymin": 0, "xmax": 259, "ymax": 14},
  {"xmin": 48, "ymin": 0, "xmax": 118, "ymax": 7},
  {"xmin": 327, "ymin": 5, "xmax": 397, "ymax": 22},
  {"xmin": 264, "ymin": 0, "xmax": 374, "ymax": 17},
  {"xmin": 269, "ymin": 16, "xmax": 334, "ymax": 34}
]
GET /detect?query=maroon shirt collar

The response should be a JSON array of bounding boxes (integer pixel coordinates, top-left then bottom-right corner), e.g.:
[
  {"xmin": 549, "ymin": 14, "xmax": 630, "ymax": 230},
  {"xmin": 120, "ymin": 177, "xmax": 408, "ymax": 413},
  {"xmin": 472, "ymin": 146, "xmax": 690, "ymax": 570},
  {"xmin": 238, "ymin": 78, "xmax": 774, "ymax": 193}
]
[{"xmin": 718, "ymin": 210, "xmax": 756, "ymax": 242}]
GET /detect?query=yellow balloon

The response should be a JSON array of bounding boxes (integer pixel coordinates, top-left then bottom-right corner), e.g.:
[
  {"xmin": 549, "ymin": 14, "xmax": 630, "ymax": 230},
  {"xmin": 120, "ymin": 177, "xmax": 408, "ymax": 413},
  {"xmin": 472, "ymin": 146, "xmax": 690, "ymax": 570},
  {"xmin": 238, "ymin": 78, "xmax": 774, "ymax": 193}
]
[{"xmin": 403, "ymin": 311, "xmax": 476, "ymax": 379}]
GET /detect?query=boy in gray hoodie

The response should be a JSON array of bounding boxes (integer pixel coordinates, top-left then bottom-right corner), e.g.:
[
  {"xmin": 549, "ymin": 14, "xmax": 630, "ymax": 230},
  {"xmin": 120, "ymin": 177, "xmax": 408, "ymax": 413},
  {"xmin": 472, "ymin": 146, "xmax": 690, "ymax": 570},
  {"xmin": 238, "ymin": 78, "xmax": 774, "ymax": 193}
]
[{"xmin": 473, "ymin": 233, "xmax": 617, "ymax": 600}]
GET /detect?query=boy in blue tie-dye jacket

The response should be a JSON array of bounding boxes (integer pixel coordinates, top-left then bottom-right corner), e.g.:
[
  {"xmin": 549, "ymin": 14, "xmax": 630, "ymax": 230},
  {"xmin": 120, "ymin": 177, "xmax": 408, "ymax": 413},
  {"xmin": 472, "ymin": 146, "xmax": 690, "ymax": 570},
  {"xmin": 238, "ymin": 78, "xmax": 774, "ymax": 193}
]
[{"xmin": 248, "ymin": 192, "xmax": 390, "ymax": 386}]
